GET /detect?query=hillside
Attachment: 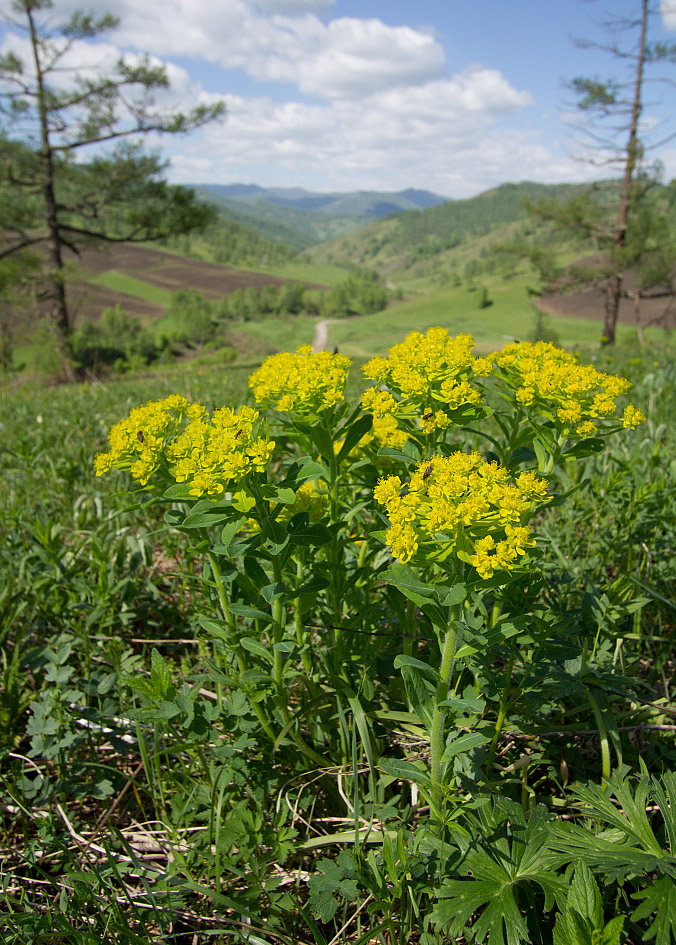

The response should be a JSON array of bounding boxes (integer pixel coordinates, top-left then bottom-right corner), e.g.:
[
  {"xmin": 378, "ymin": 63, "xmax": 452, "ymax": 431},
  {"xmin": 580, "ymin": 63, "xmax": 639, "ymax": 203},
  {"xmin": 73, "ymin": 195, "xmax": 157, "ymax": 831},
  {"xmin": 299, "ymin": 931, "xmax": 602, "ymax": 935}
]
[
  {"xmin": 307, "ymin": 181, "xmax": 586, "ymax": 277},
  {"xmin": 194, "ymin": 183, "xmax": 449, "ymax": 249}
]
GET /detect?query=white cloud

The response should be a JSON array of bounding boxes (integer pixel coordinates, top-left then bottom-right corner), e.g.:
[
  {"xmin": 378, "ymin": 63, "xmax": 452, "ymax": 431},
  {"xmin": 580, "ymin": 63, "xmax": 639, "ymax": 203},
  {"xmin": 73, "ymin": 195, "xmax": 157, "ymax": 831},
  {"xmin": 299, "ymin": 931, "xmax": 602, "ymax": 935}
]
[
  {"xmin": 255, "ymin": 0, "xmax": 335, "ymax": 13},
  {"xmin": 9, "ymin": 0, "xmax": 445, "ymax": 101},
  {"xmin": 160, "ymin": 73, "xmax": 588, "ymax": 198},
  {"xmin": 661, "ymin": 1, "xmax": 676, "ymax": 30},
  {"xmin": 255, "ymin": 16, "xmax": 445, "ymax": 97}
]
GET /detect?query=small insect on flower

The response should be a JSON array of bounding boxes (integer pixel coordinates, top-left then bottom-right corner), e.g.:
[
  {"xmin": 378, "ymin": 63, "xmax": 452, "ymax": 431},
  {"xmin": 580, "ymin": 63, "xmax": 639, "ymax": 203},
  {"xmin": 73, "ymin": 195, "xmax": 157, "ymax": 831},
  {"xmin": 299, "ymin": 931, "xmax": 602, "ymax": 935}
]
[
  {"xmin": 422, "ymin": 412, "xmax": 434, "ymax": 420},
  {"xmin": 423, "ymin": 463, "xmax": 433, "ymax": 480},
  {"xmin": 234, "ymin": 429, "xmax": 244, "ymax": 439},
  {"xmin": 137, "ymin": 431, "xmax": 144, "ymax": 443}
]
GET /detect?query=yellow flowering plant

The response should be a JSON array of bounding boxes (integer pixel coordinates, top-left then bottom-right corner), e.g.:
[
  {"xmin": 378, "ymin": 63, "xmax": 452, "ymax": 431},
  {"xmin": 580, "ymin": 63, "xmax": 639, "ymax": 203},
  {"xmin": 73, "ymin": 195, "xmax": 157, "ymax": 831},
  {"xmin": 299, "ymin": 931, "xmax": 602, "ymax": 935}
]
[
  {"xmin": 94, "ymin": 332, "xmax": 644, "ymax": 820},
  {"xmin": 489, "ymin": 341, "xmax": 646, "ymax": 473}
]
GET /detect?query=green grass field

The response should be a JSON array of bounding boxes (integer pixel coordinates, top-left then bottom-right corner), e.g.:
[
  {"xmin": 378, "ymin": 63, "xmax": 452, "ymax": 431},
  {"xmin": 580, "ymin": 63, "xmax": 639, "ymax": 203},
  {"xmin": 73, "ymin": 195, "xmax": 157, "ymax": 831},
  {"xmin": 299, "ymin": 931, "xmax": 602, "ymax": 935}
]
[{"xmin": 88, "ymin": 270, "xmax": 174, "ymax": 307}]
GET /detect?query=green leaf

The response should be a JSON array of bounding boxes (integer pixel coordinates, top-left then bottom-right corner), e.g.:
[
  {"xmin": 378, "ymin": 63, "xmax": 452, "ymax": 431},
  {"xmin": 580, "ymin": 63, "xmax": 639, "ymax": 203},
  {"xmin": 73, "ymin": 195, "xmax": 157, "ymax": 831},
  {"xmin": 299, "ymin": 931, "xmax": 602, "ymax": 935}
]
[
  {"xmin": 400, "ymin": 664, "xmax": 435, "ymax": 731},
  {"xmin": 149, "ymin": 647, "xmax": 173, "ymax": 700},
  {"xmin": 436, "ymin": 583, "xmax": 468, "ymax": 607},
  {"xmin": 278, "ymin": 458, "xmax": 329, "ymax": 489},
  {"xmin": 243, "ymin": 555, "xmax": 270, "ymax": 590},
  {"xmin": 240, "ymin": 637, "xmax": 274, "ymax": 665},
  {"xmin": 336, "ymin": 413, "xmax": 373, "ymax": 464},
  {"xmin": 197, "ymin": 616, "xmax": 230, "ymax": 642},
  {"xmin": 287, "ymin": 517, "xmax": 332, "ymax": 547},
  {"xmin": 261, "ymin": 582, "xmax": 285, "ymax": 603},
  {"xmin": 220, "ymin": 516, "xmax": 245, "ymax": 554},
  {"xmin": 181, "ymin": 503, "xmax": 233, "ymax": 529},
  {"xmin": 632, "ymin": 876, "xmax": 676, "ymax": 945},
  {"xmin": 163, "ymin": 482, "xmax": 194, "ymax": 500},
  {"xmin": 382, "ymin": 563, "xmax": 435, "ymax": 606},
  {"xmin": 258, "ymin": 484, "xmax": 296, "ymax": 504},
  {"xmin": 440, "ymin": 730, "xmax": 492, "ymax": 762},
  {"xmin": 296, "ymin": 576, "xmax": 330, "ymax": 595},
  {"xmin": 228, "ymin": 602, "xmax": 271, "ymax": 623},
  {"xmin": 377, "ymin": 444, "xmax": 420, "ymax": 464},
  {"xmin": 393, "ymin": 654, "xmax": 440, "ymax": 683},
  {"xmin": 563, "ymin": 437, "xmax": 606, "ymax": 459},
  {"xmin": 568, "ymin": 863, "xmax": 603, "ymax": 928},
  {"xmin": 380, "ymin": 757, "xmax": 431, "ymax": 788}
]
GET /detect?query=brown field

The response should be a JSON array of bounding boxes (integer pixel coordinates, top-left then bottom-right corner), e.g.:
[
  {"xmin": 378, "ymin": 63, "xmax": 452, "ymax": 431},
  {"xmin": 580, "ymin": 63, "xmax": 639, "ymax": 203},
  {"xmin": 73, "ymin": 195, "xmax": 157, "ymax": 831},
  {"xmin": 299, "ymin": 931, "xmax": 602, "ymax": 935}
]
[
  {"xmin": 537, "ymin": 260, "xmax": 676, "ymax": 331},
  {"xmin": 52, "ymin": 243, "xmax": 329, "ymax": 326}
]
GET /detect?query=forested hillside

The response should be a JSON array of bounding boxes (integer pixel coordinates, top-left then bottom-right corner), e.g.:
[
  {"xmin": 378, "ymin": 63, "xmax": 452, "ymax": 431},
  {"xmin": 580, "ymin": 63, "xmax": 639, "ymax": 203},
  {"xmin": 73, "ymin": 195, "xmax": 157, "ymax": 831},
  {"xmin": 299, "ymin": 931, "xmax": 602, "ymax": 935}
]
[{"xmin": 307, "ymin": 181, "xmax": 587, "ymax": 273}]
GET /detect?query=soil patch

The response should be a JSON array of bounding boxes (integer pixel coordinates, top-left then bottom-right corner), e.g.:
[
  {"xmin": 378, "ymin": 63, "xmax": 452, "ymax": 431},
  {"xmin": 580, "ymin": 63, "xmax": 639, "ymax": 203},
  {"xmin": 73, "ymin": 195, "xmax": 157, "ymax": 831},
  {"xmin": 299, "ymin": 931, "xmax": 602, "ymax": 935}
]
[
  {"xmin": 74, "ymin": 244, "xmax": 323, "ymax": 300},
  {"xmin": 538, "ymin": 287, "xmax": 676, "ymax": 330},
  {"xmin": 537, "ymin": 258, "xmax": 676, "ymax": 330}
]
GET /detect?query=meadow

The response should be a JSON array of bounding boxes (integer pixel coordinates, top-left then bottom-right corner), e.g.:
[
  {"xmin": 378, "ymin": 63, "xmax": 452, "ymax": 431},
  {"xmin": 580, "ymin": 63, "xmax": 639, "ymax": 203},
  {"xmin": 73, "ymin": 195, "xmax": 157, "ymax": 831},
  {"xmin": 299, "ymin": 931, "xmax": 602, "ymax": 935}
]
[{"xmin": 1, "ymin": 324, "xmax": 675, "ymax": 944}]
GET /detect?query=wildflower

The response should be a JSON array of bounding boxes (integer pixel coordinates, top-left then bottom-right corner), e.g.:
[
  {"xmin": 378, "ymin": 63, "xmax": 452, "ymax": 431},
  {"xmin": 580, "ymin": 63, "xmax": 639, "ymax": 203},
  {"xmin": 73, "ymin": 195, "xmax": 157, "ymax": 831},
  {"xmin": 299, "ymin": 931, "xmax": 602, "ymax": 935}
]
[
  {"xmin": 494, "ymin": 340, "xmax": 643, "ymax": 434},
  {"xmin": 249, "ymin": 345, "xmax": 351, "ymax": 415},
  {"xmin": 94, "ymin": 396, "xmax": 275, "ymax": 498},
  {"xmin": 623, "ymin": 404, "xmax": 646, "ymax": 429},
  {"xmin": 374, "ymin": 451, "xmax": 549, "ymax": 576},
  {"xmin": 362, "ymin": 327, "xmax": 489, "ymax": 430}
]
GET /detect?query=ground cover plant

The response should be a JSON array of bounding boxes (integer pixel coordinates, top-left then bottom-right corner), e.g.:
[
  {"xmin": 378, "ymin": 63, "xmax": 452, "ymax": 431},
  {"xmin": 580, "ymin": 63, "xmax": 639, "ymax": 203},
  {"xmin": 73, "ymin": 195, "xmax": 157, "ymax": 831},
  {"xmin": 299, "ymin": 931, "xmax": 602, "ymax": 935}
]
[{"xmin": 1, "ymin": 334, "xmax": 675, "ymax": 944}]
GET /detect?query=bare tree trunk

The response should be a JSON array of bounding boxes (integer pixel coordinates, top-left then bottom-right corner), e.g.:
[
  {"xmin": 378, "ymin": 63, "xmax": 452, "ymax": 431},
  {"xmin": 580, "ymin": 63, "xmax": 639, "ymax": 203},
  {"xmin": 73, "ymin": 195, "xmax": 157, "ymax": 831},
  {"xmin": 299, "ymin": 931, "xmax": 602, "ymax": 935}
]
[
  {"xmin": 27, "ymin": 7, "xmax": 74, "ymax": 379},
  {"xmin": 603, "ymin": 0, "xmax": 648, "ymax": 346},
  {"xmin": 633, "ymin": 291, "xmax": 645, "ymax": 346}
]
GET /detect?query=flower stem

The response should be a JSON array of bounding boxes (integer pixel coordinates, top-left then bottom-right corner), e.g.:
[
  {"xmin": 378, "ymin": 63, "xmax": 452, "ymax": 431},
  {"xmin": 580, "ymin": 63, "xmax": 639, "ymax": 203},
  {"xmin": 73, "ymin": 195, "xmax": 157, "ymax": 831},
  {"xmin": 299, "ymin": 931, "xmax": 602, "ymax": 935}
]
[{"xmin": 430, "ymin": 606, "xmax": 460, "ymax": 805}]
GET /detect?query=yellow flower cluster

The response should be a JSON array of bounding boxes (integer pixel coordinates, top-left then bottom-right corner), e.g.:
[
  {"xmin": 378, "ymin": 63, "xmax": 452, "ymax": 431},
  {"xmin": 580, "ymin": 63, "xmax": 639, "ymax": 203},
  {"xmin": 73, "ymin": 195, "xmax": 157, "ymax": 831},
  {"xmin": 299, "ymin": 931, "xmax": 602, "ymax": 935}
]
[
  {"xmin": 94, "ymin": 398, "xmax": 275, "ymax": 498},
  {"xmin": 277, "ymin": 480, "xmax": 328, "ymax": 524},
  {"xmin": 94, "ymin": 394, "xmax": 196, "ymax": 485},
  {"xmin": 373, "ymin": 452, "xmax": 549, "ymax": 577},
  {"xmin": 166, "ymin": 405, "xmax": 274, "ymax": 497},
  {"xmin": 362, "ymin": 327, "xmax": 491, "ymax": 431},
  {"xmin": 494, "ymin": 341, "xmax": 645, "ymax": 434},
  {"xmin": 249, "ymin": 345, "xmax": 351, "ymax": 415}
]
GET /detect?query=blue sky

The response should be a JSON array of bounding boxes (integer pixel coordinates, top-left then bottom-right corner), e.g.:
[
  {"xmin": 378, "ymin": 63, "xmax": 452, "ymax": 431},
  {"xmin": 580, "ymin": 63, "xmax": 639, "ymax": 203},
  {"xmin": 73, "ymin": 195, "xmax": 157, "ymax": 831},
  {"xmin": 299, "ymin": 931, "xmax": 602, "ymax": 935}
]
[{"xmin": 2, "ymin": 0, "xmax": 676, "ymax": 197}]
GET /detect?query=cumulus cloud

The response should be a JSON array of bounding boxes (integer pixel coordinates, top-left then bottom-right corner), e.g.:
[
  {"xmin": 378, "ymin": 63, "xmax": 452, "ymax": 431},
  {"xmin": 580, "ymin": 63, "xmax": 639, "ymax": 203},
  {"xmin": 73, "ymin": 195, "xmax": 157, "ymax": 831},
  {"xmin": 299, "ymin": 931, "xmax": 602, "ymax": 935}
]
[
  {"xmin": 160, "ymin": 73, "xmax": 586, "ymax": 198},
  {"xmin": 661, "ymin": 1, "xmax": 676, "ymax": 30},
  {"xmin": 2, "ymin": 0, "xmax": 582, "ymax": 197},
  {"xmin": 10, "ymin": 0, "xmax": 445, "ymax": 100},
  {"xmin": 255, "ymin": 0, "xmax": 335, "ymax": 13}
]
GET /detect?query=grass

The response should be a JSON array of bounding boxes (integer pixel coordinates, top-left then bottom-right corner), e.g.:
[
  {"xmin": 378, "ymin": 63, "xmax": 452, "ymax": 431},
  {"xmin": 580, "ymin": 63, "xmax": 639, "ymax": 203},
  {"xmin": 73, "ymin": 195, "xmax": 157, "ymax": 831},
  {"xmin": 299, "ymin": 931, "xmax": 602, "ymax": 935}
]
[
  {"xmin": 2, "ymin": 344, "xmax": 675, "ymax": 943},
  {"xmin": 88, "ymin": 270, "xmax": 173, "ymax": 308}
]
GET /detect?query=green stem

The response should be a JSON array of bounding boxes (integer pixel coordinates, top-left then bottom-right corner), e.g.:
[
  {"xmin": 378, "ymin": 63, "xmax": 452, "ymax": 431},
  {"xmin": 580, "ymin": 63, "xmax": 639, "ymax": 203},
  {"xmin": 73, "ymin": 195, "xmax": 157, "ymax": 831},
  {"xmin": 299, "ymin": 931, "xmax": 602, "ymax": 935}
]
[
  {"xmin": 294, "ymin": 553, "xmax": 314, "ymax": 678},
  {"xmin": 586, "ymin": 689, "xmax": 612, "ymax": 782},
  {"xmin": 324, "ymin": 421, "xmax": 343, "ymax": 642},
  {"xmin": 271, "ymin": 557, "xmax": 287, "ymax": 703},
  {"xmin": 208, "ymin": 549, "xmax": 276, "ymax": 742},
  {"xmin": 403, "ymin": 598, "xmax": 415, "ymax": 659},
  {"xmin": 486, "ymin": 654, "xmax": 516, "ymax": 776},
  {"xmin": 430, "ymin": 607, "xmax": 461, "ymax": 802}
]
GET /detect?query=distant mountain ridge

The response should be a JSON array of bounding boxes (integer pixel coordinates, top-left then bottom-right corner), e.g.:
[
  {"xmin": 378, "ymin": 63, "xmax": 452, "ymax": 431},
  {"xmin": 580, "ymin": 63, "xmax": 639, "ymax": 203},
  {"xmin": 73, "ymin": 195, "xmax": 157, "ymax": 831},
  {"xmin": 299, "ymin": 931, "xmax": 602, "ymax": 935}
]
[
  {"xmin": 195, "ymin": 183, "xmax": 449, "ymax": 216},
  {"xmin": 192, "ymin": 184, "xmax": 451, "ymax": 250}
]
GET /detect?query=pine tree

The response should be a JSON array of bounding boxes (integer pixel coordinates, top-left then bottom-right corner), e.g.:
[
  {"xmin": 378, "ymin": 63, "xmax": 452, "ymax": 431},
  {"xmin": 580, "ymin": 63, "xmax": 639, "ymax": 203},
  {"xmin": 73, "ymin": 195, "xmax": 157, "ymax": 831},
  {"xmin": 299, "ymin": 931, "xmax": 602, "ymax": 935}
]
[
  {"xmin": 0, "ymin": 0, "xmax": 225, "ymax": 371},
  {"xmin": 530, "ymin": 0, "xmax": 676, "ymax": 345}
]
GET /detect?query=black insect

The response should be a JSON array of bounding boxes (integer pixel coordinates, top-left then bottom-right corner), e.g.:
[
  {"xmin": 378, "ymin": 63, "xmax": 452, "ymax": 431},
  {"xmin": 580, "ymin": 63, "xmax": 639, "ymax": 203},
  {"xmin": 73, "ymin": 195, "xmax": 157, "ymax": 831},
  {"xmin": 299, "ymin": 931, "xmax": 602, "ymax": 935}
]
[
  {"xmin": 422, "ymin": 463, "xmax": 433, "ymax": 480},
  {"xmin": 423, "ymin": 412, "xmax": 434, "ymax": 420},
  {"xmin": 137, "ymin": 430, "xmax": 144, "ymax": 443},
  {"xmin": 234, "ymin": 429, "xmax": 244, "ymax": 439}
]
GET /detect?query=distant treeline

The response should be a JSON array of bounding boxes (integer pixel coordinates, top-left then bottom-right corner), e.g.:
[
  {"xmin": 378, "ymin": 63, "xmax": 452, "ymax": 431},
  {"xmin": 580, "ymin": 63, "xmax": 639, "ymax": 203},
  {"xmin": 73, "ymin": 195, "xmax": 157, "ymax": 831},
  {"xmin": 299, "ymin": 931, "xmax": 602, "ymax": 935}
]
[{"xmin": 71, "ymin": 268, "xmax": 387, "ymax": 375}]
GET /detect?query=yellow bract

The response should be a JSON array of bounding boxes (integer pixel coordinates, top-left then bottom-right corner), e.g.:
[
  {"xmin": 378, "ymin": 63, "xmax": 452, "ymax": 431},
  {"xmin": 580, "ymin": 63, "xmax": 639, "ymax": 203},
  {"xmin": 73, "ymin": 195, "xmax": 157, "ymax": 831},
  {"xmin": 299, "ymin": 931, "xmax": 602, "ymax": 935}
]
[
  {"xmin": 94, "ymin": 398, "xmax": 275, "ymax": 497},
  {"xmin": 249, "ymin": 345, "xmax": 351, "ymax": 415},
  {"xmin": 374, "ymin": 452, "xmax": 549, "ymax": 577},
  {"xmin": 494, "ymin": 341, "xmax": 643, "ymax": 434},
  {"xmin": 362, "ymin": 327, "xmax": 489, "ymax": 430}
]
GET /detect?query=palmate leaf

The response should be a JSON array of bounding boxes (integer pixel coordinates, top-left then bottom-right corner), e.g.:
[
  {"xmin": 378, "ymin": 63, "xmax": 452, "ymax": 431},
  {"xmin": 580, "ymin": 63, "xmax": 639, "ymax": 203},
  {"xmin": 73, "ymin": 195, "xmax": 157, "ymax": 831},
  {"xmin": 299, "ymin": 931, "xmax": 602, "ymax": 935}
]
[
  {"xmin": 431, "ymin": 802, "xmax": 566, "ymax": 945},
  {"xmin": 549, "ymin": 774, "xmax": 676, "ymax": 883},
  {"xmin": 631, "ymin": 876, "xmax": 676, "ymax": 945}
]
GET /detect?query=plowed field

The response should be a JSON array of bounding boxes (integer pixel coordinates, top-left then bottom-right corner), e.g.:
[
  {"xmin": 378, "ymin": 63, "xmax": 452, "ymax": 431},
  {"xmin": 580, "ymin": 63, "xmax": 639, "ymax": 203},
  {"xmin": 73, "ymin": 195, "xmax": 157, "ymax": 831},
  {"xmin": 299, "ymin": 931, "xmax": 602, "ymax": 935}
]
[{"xmin": 63, "ymin": 244, "xmax": 323, "ymax": 324}]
